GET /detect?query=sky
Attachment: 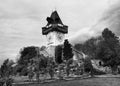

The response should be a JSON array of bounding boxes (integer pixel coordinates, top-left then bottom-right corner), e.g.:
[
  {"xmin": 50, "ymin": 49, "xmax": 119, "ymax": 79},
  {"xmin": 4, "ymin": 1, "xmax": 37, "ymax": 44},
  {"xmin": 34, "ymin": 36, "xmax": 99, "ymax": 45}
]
[{"xmin": 0, "ymin": 0, "xmax": 119, "ymax": 62}]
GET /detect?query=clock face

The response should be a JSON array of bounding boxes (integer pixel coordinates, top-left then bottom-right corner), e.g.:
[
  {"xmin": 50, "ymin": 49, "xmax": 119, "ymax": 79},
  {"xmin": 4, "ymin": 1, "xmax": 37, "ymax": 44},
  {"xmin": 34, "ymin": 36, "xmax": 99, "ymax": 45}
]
[
  {"xmin": 48, "ymin": 36, "xmax": 52, "ymax": 41},
  {"xmin": 57, "ymin": 33, "xmax": 64, "ymax": 42},
  {"xmin": 46, "ymin": 32, "xmax": 65, "ymax": 45},
  {"xmin": 47, "ymin": 33, "xmax": 53, "ymax": 44}
]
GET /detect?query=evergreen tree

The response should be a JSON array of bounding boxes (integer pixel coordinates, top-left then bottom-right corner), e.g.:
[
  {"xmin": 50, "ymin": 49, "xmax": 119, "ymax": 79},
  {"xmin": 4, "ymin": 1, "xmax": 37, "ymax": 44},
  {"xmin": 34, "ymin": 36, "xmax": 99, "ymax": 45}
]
[
  {"xmin": 63, "ymin": 39, "xmax": 73, "ymax": 61},
  {"xmin": 55, "ymin": 45, "xmax": 63, "ymax": 64}
]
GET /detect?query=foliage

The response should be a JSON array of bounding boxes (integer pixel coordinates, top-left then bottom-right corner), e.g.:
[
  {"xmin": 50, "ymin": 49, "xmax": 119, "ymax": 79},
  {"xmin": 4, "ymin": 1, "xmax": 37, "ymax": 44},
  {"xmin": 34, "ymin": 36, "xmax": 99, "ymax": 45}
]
[
  {"xmin": 0, "ymin": 59, "xmax": 14, "ymax": 78},
  {"xmin": 55, "ymin": 45, "xmax": 63, "ymax": 64},
  {"xmin": 63, "ymin": 39, "xmax": 73, "ymax": 61},
  {"xmin": 16, "ymin": 45, "xmax": 56, "ymax": 78},
  {"xmin": 18, "ymin": 46, "xmax": 38, "ymax": 65},
  {"xmin": 0, "ymin": 78, "xmax": 13, "ymax": 86},
  {"xmin": 16, "ymin": 46, "xmax": 38, "ymax": 75},
  {"xmin": 96, "ymin": 28, "xmax": 120, "ymax": 72},
  {"xmin": 74, "ymin": 36, "xmax": 102, "ymax": 59},
  {"xmin": 47, "ymin": 58, "xmax": 55, "ymax": 78},
  {"xmin": 74, "ymin": 28, "xmax": 120, "ymax": 74},
  {"xmin": 33, "ymin": 54, "xmax": 48, "ymax": 72},
  {"xmin": 84, "ymin": 57, "xmax": 93, "ymax": 73}
]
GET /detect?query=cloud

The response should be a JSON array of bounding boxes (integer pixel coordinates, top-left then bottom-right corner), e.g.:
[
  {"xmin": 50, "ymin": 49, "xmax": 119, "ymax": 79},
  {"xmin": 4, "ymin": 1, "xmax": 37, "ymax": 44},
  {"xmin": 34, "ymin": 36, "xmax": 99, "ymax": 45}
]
[
  {"xmin": 92, "ymin": 0, "xmax": 120, "ymax": 36},
  {"xmin": 68, "ymin": 27, "xmax": 95, "ymax": 43}
]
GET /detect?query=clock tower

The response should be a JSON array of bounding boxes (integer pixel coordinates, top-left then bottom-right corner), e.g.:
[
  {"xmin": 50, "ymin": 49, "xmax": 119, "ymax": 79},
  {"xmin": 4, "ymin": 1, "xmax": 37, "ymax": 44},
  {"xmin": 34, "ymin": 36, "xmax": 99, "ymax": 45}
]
[
  {"xmin": 42, "ymin": 11, "xmax": 68, "ymax": 46},
  {"xmin": 42, "ymin": 11, "xmax": 68, "ymax": 57}
]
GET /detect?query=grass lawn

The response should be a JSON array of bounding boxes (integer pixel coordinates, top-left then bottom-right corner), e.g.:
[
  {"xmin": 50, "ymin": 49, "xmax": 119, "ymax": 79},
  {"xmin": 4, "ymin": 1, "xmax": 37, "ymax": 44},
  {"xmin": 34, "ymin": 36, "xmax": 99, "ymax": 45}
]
[{"xmin": 13, "ymin": 77, "xmax": 120, "ymax": 86}]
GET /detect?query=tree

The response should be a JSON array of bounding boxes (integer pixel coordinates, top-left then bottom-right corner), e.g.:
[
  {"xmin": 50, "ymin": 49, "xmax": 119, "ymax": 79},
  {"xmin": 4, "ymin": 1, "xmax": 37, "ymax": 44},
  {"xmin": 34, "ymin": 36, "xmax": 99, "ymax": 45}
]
[
  {"xmin": 47, "ymin": 58, "xmax": 55, "ymax": 79},
  {"xmin": 18, "ymin": 46, "xmax": 38, "ymax": 65},
  {"xmin": 63, "ymin": 39, "xmax": 73, "ymax": 76},
  {"xmin": 84, "ymin": 37, "xmax": 98, "ymax": 58},
  {"xmin": 31, "ymin": 54, "xmax": 48, "ymax": 81},
  {"xmin": 0, "ymin": 59, "xmax": 14, "ymax": 86},
  {"xmin": 63, "ymin": 39, "xmax": 73, "ymax": 61},
  {"xmin": 17, "ymin": 46, "xmax": 38, "ymax": 75},
  {"xmin": 96, "ymin": 28, "xmax": 120, "ymax": 74},
  {"xmin": 74, "ymin": 36, "xmax": 102, "ymax": 59},
  {"xmin": 55, "ymin": 45, "xmax": 63, "ymax": 64},
  {"xmin": 74, "ymin": 44, "xmax": 83, "ymax": 51},
  {"xmin": 0, "ymin": 59, "xmax": 14, "ymax": 78},
  {"xmin": 84, "ymin": 57, "xmax": 94, "ymax": 76}
]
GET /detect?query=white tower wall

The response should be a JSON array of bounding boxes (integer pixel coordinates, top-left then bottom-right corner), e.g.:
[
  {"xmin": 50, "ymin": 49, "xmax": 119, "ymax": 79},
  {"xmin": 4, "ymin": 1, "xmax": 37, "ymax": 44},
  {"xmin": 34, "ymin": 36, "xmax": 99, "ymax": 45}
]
[{"xmin": 46, "ymin": 31, "xmax": 65, "ymax": 46}]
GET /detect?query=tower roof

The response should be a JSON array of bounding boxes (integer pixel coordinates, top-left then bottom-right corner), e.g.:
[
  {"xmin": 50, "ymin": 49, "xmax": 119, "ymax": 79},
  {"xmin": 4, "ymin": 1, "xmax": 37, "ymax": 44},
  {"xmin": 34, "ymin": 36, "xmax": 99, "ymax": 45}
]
[
  {"xmin": 42, "ymin": 11, "xmax": 68, "ymax": 35},
  {"xmin": 46, "ymin": 11, "xmax": 63, "ymax": 25},
  {"xmin": 50, "ymin": 11, "xmax": 63, "ymax": 25}
]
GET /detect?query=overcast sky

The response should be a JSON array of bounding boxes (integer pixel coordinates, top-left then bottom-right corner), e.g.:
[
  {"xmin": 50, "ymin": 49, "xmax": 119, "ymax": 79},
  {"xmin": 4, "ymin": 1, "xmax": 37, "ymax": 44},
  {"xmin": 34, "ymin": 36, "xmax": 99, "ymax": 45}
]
[{"xmin": 0, "ymin": 0, "xmax": 119, "ymax": 62}]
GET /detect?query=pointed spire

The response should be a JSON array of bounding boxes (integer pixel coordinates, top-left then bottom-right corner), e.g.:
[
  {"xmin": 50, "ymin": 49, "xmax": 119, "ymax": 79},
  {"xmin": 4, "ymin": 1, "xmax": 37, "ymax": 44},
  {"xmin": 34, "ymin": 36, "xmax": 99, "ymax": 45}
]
[
  {"xmin": 42, "ymin": 11, "xmax": 68, "ymax": 35},
  {"xmin": 50, "ymin": 11, "xmax": 63, "ymax": 25}
]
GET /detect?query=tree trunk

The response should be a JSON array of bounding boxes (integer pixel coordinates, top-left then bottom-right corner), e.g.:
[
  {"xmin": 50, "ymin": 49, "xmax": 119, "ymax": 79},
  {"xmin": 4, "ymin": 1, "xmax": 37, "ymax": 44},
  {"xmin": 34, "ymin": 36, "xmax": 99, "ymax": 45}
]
[{"xmin": 36, "ymin": 72, "xmax": 40, "ymax": 82}]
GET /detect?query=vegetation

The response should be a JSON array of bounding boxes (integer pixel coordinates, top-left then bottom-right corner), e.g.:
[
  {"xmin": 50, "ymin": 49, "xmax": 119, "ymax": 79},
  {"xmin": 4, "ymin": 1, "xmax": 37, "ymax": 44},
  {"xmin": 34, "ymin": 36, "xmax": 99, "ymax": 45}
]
[
  {"xmin": 1, "ymin": 27, "xmax": 120, "ymax": 85},
  {"xmin": 0, "ymin": 59, "xmax": 14, "ymax": 78},
  {"xmin": 74, "ymin": 36, "xmax": 102, "ymax": 59},
  {"xmin": 96, "ymin": 28, "xmax": 120, "ymax": 73},
  {"xmin": 62, "ymin": 39, "xmax": 74, "ymax": 76},
  {"xmin": 16, "ymin": 46, "xmax": 38, "ymax": 76},
  {"xmin": 0, "ymin": 59, "xmax": 14, "ymax": 86},
  {"xmin": 74, "ymin": 28, "xmax": 120, "ymax": 74},
  {"xmin": 63, "ymin": 39, "xmax": 73, "ymax": 61},
  {"xmin": 55, "ymin": 45, "xmax": 63, "ymax": 64}
]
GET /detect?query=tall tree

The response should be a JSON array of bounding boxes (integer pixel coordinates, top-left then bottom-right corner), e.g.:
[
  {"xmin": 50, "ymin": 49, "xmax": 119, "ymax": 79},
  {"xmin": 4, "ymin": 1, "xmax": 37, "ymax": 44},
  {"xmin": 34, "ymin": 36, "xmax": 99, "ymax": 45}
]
[
  {"xmin": 18, "ymin": 46, "xmax": 38, "ymax": 65},
  {"xmin": 17, "ymin": 46, "xmax": 38, "ymax": 75},
  {"xmin": 83, "ymin": 37, "xmax": 97, "ymax": 58},
  {"xmin": 63, "ymin": 39, "xmax": 73, "ymax": 61},
  {"xmin": 33, "ymin": 54, "xmax": 48, "ymax": 81},
  {"xmin": 63, "ymin": 39, "xmax": 73, "ymax": 76},
  {"xmin": 96, "ymin": 28, "xmax": 120, "ymax": 73},
  {"xmin": 0, "ymin": 59, "xmax": 14, "ymax": 78},
  {"xmin": 55, "ymin": 45, "xmax": 63, "ymax": 64}
]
